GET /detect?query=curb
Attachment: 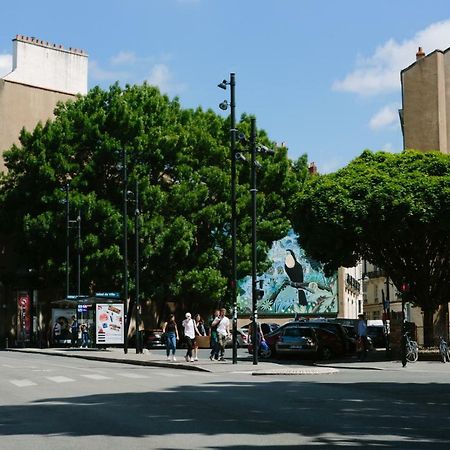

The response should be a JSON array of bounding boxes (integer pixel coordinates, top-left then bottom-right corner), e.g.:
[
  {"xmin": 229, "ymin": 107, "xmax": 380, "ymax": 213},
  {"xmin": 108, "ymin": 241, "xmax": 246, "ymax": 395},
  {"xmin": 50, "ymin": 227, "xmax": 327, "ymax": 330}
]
[{"xmin": 252, "ymin": 367, "xmax": 339, "ymax": 376}]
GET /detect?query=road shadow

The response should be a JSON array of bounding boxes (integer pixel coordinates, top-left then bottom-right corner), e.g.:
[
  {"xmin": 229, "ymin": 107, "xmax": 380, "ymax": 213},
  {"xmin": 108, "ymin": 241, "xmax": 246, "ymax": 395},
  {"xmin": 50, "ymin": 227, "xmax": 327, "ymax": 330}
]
[{"xmin": 0, "ymin": 380, "xmax": 449, "ymax": 448}]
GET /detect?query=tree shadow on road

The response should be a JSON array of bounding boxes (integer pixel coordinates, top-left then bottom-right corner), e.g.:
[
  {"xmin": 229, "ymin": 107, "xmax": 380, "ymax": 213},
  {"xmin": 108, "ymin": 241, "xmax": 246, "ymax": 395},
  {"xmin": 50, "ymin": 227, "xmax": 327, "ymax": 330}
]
[{"xmin": 1, "ymin": 379, "xmax": 450, "ymax": 448}]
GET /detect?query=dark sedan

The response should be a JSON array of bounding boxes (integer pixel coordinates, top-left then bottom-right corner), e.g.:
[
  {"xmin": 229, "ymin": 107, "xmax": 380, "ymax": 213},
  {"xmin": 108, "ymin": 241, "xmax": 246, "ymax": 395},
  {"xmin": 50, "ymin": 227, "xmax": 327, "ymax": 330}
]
[{"xmin": 249, "ymin": 322, "xmax": 345, "ymax": 360}]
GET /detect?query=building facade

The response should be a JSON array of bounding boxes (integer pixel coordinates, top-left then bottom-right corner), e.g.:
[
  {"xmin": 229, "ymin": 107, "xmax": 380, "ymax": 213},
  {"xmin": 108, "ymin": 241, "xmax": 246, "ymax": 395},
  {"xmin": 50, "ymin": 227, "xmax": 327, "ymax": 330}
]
[
  {"xmin": 0, "ymin": 35, "xmax": 88, "ymax": 171},
  {"xmin": 400, "ymin": 46, "xmax": 450, "ymax": 154}
]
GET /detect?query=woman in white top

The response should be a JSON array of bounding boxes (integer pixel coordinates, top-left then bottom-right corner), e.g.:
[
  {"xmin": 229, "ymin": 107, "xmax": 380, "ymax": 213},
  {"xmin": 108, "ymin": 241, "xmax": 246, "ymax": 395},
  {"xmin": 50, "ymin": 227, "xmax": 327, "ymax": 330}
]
[{"xmin": 182, "ymin": 312, "xmax": 200, "ymax": 362}]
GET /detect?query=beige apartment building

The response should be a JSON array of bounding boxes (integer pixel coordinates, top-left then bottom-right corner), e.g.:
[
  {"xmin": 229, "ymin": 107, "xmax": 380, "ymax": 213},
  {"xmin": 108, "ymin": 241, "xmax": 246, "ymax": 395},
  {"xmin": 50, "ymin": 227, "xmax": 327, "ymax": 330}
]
[
  {"xmin": 0, "ymin": 35, "xmax": 88, "ymax": 171},
  {"xmin": 400, "ymin": 46, "xmax": 450, "ymax": 153}
]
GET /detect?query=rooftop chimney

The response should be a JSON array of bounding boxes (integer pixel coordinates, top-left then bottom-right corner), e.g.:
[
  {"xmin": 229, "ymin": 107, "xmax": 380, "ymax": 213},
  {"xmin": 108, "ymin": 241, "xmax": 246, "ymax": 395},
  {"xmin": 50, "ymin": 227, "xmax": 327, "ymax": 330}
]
[
  {"xmin": 416, "ymin": 46, "xmax": 425, "ymax": 60},
  {"xmin": 308, "ymin": 162, "xmax": 318, "ymax": 175}
]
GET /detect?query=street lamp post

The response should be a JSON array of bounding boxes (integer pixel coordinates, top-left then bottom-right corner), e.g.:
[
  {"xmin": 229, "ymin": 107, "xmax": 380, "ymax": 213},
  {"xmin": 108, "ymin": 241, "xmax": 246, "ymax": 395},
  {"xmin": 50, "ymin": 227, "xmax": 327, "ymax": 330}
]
[
  {"xmin": 218, "ymin": 73, "xmax": 238, "ymax": 364},
  {"xmin": 250, "ymin": 118, "xmax": 258, "ymax": 366},
  {"xmin": 65, "ymin": 182, "xmax": 70, "ymax": 299},
  {"xmin": 235, "ymin": 118, "xmax": 275, "ymax": 365},
  {"xmin": 77, "ymin": 209, "xmax": 81, "ymax": 297},
  {"xmin": 123, "ymin": 148, "xmax": 129, "ymax": 354},
  {"xmin": 134, "ymin": 180, "xmax": 142, "ymax": 354}
]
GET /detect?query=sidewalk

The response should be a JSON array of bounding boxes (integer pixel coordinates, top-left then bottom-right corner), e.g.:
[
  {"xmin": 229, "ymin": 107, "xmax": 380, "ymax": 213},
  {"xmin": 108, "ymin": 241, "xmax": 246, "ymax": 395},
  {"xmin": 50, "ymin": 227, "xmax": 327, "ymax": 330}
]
[{"xmin": 5, "ymin": 347, "xmax": 340, "ymax": 376}]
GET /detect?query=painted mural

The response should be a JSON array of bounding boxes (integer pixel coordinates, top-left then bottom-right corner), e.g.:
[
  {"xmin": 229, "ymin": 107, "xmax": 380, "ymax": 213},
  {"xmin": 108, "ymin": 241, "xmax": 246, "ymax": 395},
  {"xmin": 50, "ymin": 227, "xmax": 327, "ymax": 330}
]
[{"xmin": 237, "ymin": 230, "xmax": 338, "ymax": 315}]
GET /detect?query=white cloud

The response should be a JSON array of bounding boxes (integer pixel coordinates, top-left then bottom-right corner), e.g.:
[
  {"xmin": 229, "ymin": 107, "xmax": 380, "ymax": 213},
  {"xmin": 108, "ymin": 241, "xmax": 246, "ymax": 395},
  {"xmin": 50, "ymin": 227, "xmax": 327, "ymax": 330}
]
[
  {"xmin": 89, "ymin": 60, "xmax": 128, "ymax": 81},
  {"xmin": 333, "ymin": 19, "xmax": 450, "ymax": 95},
  {"xmin": 110, "ymin": 51, "xmax": 137, "ymax": 66},
  {"xmin": 146, "ymin": 63, "xmax": 185, "ymax": 94},
  {"xmin": 369, "ymin": 104, "xmax": 399, "ymax": 130},
  {"xmin": 0, "ymin": 53, "xmax": 12, "ymax": 77}
]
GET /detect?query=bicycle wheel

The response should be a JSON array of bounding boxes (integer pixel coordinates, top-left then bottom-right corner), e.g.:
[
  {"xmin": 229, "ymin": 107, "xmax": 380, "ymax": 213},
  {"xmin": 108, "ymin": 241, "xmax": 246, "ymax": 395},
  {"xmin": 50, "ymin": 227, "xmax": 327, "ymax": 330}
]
[{"xmin": 406, "ymin": 344, "xmax": 418, "ymax": 363}]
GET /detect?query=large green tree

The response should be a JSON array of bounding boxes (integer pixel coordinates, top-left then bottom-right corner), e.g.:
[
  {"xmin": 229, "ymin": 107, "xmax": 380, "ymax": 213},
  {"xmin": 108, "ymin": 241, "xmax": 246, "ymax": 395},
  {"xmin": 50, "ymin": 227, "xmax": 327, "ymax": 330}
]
[
  {"xmin": 291, "ymin": 150, "xmax": 450, "ymax": 346},
  {"xmin": 0, "ymin": 83, "xmax": 307, "ymax": 324}
]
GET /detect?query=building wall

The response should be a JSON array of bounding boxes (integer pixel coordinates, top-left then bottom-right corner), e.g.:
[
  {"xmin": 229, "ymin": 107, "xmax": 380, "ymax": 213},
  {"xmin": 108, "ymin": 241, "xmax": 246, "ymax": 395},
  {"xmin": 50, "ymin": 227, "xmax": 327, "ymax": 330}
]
[
  {"xmin": 0, "ymin": 35, "xmax": 88, "ymax": 172},
  {"xmin": 4, "ymin": 36, "xmax": 88, "ymax": 95},
  {"xmin": 0, "ymin": 80, "xmax": 74, "ymax": 170},
  {"xmin": 401, "ymin": 49, "xmax": 449, "ymax": 153},
  {"xmin": 337, "ymin": 265, "xmax": 363, "ymax": 320}
]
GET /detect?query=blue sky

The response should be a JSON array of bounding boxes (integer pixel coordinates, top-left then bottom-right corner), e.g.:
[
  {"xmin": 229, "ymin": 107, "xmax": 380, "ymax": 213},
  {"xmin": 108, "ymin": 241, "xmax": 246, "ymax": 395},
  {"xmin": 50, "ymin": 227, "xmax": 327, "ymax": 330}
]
[{"xmin": 1, "ymin": 0, "xmax": 450, "ymax": 172}]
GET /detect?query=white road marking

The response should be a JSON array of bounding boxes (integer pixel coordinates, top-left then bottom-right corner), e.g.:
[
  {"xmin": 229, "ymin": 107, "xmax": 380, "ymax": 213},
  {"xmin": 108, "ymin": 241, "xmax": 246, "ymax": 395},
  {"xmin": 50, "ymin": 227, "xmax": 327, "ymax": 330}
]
[
  {"xmin": 116, "ymin": 372, "xmax": 149, "ymax": 379},
  {"xmin": 9, "ymin": 379, "xmax": 37, "ymax": 387},
  {"xmin": 46, "ymin": 376, "xmax": 75, "ymax": 383},
  {"xmin": 81, "ymin": 374, "xmax": 112, "ymax": 380}
]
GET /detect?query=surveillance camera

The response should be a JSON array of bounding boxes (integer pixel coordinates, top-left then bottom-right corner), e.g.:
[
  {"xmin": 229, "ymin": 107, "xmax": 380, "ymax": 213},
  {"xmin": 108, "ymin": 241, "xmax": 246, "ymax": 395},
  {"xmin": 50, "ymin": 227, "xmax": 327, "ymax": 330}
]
[
  {"xmin": 254, "ymin": 161, "xmax": 262, "ymax": 170},
  {"xmin": 237, "ymin": 132, "xmax": 248, "ymax": 144},
  {"xmin": 219, "ymin": 100, "xmax": 228, "ymax": 111}
]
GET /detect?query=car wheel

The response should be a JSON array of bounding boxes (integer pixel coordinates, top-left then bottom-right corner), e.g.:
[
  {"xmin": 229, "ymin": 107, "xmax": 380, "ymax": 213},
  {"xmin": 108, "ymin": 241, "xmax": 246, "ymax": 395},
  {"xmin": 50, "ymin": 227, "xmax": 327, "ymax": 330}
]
[{"xmin": 320, "ymin": 346, "xmax": 333, "ymax": 361}]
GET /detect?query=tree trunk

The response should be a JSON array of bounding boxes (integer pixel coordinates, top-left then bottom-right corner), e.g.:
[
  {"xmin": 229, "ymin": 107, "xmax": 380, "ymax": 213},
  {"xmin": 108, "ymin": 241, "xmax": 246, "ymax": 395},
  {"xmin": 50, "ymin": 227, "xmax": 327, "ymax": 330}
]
[{"xmin": 422, "ymin": 308, "xmax": 435, "ymax": 348}]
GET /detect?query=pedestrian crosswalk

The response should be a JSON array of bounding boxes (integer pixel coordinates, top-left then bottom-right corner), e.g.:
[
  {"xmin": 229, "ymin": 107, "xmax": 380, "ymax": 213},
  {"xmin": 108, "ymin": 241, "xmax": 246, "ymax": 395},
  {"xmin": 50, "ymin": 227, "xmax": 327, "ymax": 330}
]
[{"xmin": 7, "ymin": 368, "xmax": 185, "ymax": 388}]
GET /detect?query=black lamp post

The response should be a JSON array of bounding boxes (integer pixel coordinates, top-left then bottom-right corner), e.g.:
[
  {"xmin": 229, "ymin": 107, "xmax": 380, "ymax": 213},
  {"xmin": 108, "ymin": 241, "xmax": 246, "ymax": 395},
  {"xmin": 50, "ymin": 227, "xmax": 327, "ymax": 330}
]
[
  {"xmin": 65, "ymin": 182, "xmax": 70, "ymax": 299},
  {"xmin": 218, "ymin": 73, "xmax": 238, "ymax": 364},
  {"xmin": 134, "ymin": 180, "xmax": 142, "ymax": 354},
  {"xmin": 250, "ymin": 118, "xmax": 258, "ymax": 366},
  {"xmin": 65, "ymin": 179, "xmax": 81, "ymax": 300},
  {"xmin": 123, "ymin": 148, "xmax": 129, "ymax": 354},
  {"xmin": 237, "ymin": 118, "xmax": 275, "ymax": 366}
]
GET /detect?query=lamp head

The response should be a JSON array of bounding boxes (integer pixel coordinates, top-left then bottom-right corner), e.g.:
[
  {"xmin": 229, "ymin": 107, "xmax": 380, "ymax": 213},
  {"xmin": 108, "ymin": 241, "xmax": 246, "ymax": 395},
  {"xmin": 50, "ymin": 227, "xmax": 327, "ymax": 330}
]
[
  {"xmin": 217, "ymin": 79, "xmax": 228, "ymax": 90},
  {"xmin": 235, "ymin": 152, "xmax": 247, "ymax": 163},
  {"xmin": 219, "ymin": 100, "xmax": 229, "ymax": 111}
]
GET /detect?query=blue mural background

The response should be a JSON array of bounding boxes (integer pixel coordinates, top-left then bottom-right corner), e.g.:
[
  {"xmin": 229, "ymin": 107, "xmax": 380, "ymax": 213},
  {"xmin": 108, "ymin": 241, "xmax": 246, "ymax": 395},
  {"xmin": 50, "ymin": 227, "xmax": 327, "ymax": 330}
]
[{"xmin": 237, "ymin": 230, "xmax": 338, "ymax": 315}]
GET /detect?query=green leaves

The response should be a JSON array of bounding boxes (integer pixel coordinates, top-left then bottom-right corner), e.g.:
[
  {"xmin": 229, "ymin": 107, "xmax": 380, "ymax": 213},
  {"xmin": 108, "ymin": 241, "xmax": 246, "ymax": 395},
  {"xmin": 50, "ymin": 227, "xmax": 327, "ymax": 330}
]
[
  {"xmin": 292, "ymin": 149, "xmax": 450, "ymax": 312},
  {"xmin": 0, "ymin": 83, "xmax": 307, "ymax": 318}
]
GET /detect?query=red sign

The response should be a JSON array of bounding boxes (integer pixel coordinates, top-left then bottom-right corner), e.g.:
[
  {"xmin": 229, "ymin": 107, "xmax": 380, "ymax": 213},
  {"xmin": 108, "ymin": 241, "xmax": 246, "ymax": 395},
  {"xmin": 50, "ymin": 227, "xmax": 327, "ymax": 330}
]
[{"xmin": 17, "ymin": 293, "xmax": 31, "ymax": 341}]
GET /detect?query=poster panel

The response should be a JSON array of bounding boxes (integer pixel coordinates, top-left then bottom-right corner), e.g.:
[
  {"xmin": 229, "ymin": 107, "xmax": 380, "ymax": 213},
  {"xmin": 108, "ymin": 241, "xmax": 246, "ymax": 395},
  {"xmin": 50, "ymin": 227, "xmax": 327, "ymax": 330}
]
[
  {"xmin": 96, "ymin": 303, "xmax": 124, "ymax": 344},
  {"xmin": 237, "ymin": 230, "xmax": 338, "ymax": 316},
  {"xmin": 17, "ymin": 292, "xmax": 31, "ymax": 342}
]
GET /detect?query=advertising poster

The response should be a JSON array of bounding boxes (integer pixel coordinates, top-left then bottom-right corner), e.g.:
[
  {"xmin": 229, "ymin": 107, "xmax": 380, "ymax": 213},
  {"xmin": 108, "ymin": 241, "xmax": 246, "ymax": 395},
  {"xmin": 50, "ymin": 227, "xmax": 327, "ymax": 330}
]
[
  {"xmin": 96, "ymin": 303, "xmax": 124, "ymax": 344},
  {"xmin": 237, "ymin": 230, "xmax": 338, "ymax": 316},
  {"xmin": 17, "ymin": 292, "xmax": 31, "ymax": 342}
]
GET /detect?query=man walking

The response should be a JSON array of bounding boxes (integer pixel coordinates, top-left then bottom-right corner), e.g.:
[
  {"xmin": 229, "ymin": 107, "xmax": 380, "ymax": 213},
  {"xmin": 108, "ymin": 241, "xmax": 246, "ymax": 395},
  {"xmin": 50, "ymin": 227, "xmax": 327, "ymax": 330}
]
[
  {"xmin": 212, "ymin": 308, "xmax": 230, "ymax": 361},
  {"xmin": 209, "ymin": 309, "xmax": 220, "ymax": 360},
  {"xmin": 357, "ymin": 313, "xmax": 368, "ymax": 361}
]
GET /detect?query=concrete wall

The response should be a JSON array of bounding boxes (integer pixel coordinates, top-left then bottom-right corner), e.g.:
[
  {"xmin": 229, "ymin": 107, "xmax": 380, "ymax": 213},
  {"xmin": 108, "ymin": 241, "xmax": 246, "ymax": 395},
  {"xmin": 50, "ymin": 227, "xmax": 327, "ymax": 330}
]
[
  {"xmin": 0, "ymin": 79, "xmax": 74, "ymax": 171},
  {"xmin": 4, "ymin": 35, "xmax": 88, "ymax": 95}
]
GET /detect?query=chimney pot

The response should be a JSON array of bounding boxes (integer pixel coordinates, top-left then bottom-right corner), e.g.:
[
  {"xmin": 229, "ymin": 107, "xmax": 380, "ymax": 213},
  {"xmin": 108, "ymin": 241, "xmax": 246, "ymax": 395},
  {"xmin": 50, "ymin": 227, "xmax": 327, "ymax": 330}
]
[{"xmin": 416, "ymin": 46, "xmax": 425, "ymax": 60}]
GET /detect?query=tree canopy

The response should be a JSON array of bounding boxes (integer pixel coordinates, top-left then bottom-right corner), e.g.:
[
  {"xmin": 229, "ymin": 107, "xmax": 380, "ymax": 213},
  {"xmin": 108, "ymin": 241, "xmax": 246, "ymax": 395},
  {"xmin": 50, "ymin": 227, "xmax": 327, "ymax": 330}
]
[
  {"xmin": 291, "ymin": 149, "xmax": 450, "ymax": 341},
  {"xmin": 0, "ymin": 83, "xmax": 307, "ymax": 322}
]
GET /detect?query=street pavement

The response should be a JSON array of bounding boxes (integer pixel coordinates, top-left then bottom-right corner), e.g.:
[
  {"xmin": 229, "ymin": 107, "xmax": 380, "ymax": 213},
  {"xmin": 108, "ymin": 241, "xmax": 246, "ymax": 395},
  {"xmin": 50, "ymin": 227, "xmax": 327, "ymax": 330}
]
[{"xmin": 6, "ymin": 345, "xmax": 411, "ymax": 375}]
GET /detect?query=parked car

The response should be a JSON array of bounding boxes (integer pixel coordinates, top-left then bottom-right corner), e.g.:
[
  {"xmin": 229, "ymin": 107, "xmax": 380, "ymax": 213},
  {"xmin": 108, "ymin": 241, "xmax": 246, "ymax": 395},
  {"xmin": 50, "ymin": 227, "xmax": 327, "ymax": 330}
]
[
  {"xmin": 225, "ymin": 329, "xmax": 248, "ymax": 348},
  {"xmin": 367, "ymin": 325, "xmax": 387, "ymax": 348},
  {"xmin": 241, "ymin": 322, "xmax": 280, "ymax": 336},
  {"xmin": 249, "ymin": 322, "xmax": 345, "ymax": 360},
  {"xmin": 299, "ymin": 320, "xmax": 355, "ymax": 354}
]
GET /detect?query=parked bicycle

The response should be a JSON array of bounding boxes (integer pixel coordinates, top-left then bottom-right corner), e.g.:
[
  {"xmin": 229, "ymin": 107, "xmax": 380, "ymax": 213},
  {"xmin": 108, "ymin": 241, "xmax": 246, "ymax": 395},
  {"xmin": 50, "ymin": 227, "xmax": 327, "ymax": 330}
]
[
  {"xmin": 402, "ymin": 331, "xmax": 418, "ymax": 366},
  {"xmin": 439, "ymin": 336, "xmax": 450, "ymax": 363}
]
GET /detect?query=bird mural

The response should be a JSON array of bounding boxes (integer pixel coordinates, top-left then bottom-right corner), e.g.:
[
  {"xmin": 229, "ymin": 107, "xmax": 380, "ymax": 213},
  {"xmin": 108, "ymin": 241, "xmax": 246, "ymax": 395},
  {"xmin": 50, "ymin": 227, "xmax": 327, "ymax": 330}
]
[{"xmin": 284, "ymin": 249, "xmax": 308, "ymax": 306}]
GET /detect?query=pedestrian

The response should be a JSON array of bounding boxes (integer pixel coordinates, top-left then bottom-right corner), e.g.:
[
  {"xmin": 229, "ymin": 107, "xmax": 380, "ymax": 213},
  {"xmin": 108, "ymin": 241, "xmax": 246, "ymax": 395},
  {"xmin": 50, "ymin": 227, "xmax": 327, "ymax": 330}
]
[
  {"xmin": 192, "ymin": 313, "xmax": 206, "ymax": 361},
  {"xmin": 182, "ymin": 312, "xmax": 200, "ymax": 362},
  {"xmin": 70, "ymin": 315, "xmax": 79, "ymax": 347},
  {"xmin": 162, "ymin": 314, "xmax": 179, "ymax": 361},
  {"xmin": 209, "ymin": 309, "xmax": 220, "ymax": 361},
  {"xmin": 80, "ymin": 323, "xmax": 89, "ymax": 348},
  {"xmin": 53, "ymin": 320, "xmax": 62, "ymax": 346},
  {"xmin": 357, "ymin": 313, "xmax": 368, "ymax": 361},
  {"xmin": 248, "ymin": 316, "xmax": 265, "ymax": 355},
  {"xmin": 212, "ymin": 308, "xmax": 230, "ymax": 361}
]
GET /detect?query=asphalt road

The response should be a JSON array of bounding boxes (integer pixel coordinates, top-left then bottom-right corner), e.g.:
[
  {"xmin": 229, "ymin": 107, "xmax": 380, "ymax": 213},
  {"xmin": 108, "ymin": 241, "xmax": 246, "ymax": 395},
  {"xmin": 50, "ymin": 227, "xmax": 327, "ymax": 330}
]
[{"xmin": 1, "ymin": 351, "xmax": 450, "ymax": 449}]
